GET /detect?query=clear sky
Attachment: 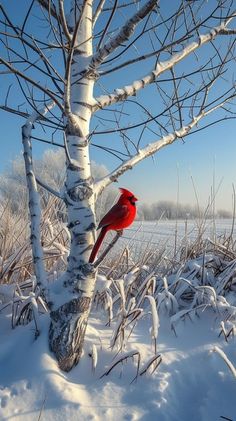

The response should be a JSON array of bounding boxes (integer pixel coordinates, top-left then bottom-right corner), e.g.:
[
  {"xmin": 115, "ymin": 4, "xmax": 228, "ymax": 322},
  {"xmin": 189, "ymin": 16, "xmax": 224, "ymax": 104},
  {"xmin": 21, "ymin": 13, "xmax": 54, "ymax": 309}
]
[{"xmin": 1, "ymin": 1, "xmax": 236, "ymax": 212}]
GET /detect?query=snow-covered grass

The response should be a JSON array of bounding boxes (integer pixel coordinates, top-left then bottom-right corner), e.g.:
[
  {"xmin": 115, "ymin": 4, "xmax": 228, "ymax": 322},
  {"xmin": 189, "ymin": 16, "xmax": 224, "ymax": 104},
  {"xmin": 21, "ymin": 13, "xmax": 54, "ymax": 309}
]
[
  {"xmin": 0, "ymin": 197, "xmax": 69, "ymax": 285},
  {"xmin": 0, "ymin": 215, "xmax": 236, "ymax": 420}
]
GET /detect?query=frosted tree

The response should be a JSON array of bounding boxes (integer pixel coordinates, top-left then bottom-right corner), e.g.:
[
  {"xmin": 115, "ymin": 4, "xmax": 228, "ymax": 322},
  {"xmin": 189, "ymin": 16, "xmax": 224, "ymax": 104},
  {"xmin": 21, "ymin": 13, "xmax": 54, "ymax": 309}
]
[{"xmin": 1, "ymin": 0, "xmax": 236, "ymax": 371}]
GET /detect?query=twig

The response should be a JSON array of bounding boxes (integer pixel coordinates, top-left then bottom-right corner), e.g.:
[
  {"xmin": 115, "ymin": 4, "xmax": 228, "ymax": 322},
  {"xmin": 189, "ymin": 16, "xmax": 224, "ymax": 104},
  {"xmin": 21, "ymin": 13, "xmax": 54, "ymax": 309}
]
[
  {"xmin": 94, "ymin": 231, "xmax": 123, "ymax": 268},
  {"xmin": 38, "ymin": 394, "xmax": 47, "ymax": 421},
  {"xmin": 212, "ymin": 346, "xmax": 236, "ymax": 379},
  {"xmin": 36, "ymin": 177, "xmax": 63, "ymax": 200}
]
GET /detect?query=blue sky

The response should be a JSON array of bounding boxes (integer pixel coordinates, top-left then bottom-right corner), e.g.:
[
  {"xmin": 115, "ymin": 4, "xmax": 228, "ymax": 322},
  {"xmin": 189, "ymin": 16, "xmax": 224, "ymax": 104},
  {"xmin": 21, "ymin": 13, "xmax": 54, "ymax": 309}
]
[{"xmin": 1, "ymin": 1, "xmax": 236, "ymax": 212}]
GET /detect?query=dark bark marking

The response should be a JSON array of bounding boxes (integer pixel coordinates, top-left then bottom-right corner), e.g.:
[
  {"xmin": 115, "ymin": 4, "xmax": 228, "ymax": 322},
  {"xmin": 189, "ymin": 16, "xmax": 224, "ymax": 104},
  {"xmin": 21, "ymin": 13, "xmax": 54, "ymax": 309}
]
[
  {"xmin": 85, "ymin": 222, "xmax": 95, "ymax": 231},
  {"xmin": 73, "ymin": 101, "xmax": 93, "ymax": 110},
  {"xmin": 49, "ymin": 296, "xmax": 91, "ymax": 372},
  {"xmin": 78, "ymin": 115, "xmax": 87, "ymax": 122}
]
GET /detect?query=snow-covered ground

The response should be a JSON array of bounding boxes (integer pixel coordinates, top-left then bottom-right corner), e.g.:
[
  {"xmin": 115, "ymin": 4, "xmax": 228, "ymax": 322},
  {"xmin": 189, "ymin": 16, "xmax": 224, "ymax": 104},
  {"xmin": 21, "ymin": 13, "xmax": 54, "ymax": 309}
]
[
  {"xmin": 0, "ymin": 311, "xmax": 235, "ymax": 421},
  {"xmin": 0, "ymin": 220, "xmax": 236, "ymax": 421}
]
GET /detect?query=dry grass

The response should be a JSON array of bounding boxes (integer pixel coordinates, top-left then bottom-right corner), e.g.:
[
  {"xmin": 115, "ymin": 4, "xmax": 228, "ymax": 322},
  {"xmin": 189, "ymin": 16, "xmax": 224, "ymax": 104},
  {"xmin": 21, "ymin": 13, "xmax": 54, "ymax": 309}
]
[
  {"xmin": 0, "ymin": 195, "xmax": 69, "ymax": 285},
  {"xmin": 92, "ymin": 215, "xmax": 236, "ymax": 364},
  {"xmin": 1, "ymin": 196, "xmax": 236, "ymax": 371}
]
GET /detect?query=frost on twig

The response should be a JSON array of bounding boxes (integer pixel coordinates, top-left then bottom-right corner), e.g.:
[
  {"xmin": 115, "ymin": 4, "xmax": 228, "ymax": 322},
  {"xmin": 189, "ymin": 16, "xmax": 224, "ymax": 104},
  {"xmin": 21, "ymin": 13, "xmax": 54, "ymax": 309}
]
[
  {"xmin": 100, "ymin": 350, "xmax": 141, "ymax": 383},
  {"xmin": 91, "ymin": 0, "xmax": 156, "ymax": 69},
  {"xmin": 89, "ymin": 344, "xmax": 98, "ymax": 372},
  {"xmin": 211, "ymin": 346, "xmax": 236, "ymax": 379},
  {"xmin": 139, "ymin": 354, "xmax": 162, "ymax": 376},
  {"xmin": 110, "ymin": 307, "xmax": 143, "ymax": 351},
  {"xmin": 145, "ymin": 295, "xmax": 159, "ymax": 354},
  {"xmin": 94, "ymin": 16, "xmax": 236, "ymax": 110},
  {"xmin": 157, "ymin": 277, "xmax": 179, "ymax": 316},
  {"xmin": 11, "ymin": 283, "xmax": 48, "ymax": 339}
]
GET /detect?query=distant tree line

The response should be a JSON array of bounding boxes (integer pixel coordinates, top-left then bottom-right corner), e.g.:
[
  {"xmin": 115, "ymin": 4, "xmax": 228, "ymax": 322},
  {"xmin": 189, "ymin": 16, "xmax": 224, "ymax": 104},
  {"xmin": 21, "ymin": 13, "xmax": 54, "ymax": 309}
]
[
  {"xmin": 0, "ymin": 150, "xmax": 232, "ymax": 221},
  {"xmin": 137, "ymin": 201, "xmax": 232, "ymax": 221},
  {"xmin": 0, "ymin": 150, "xmax": 117, "ymax": 219}
]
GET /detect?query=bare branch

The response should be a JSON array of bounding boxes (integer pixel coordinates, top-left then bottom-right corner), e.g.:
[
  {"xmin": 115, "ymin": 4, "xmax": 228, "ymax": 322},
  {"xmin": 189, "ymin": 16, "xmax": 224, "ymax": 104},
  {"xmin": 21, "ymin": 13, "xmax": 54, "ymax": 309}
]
[
  {"xmin": 96, "ymin": 0, "xmax": 118, "ymax": 51},
  {"xmin": 0, "ymin": 105, "xmax": 29, "ymax": 119},
  {"xmin": 94, "ymin": 92, "xmax": 236, "ymax": 195},
  {"xmin": 59, "ymin": 0, "xmax": 72, "ymax": 42},
  {"xmin": 37, "ymin": 0, "xmax": 59, "ymax": 22},
  {"xmin": 93, "ymin": 0, "xmax": 106, "ymax": 26},
  {"xmin": 21, "ymin": 0, "xmax": 35, "ymax": 35},
  {"xmin": 94, "ymin": 15, "xmax": 236, "ymax": 110},
  {"xmin": 0, "ymin": 57, "xmax": 63, "ymax": 111},
  {"xmin": 99, "ymin": 33, "xmax": 192, "ymax": 76},
  {"xmin": 93, "ymin": 230, "xmax": 123, "ymax": 268},
  {"xmin": 90, "ymin": 0, "xmax": 157, "ymax": 69},
  {"xmin": 36, "ymin": 177, "xmax": 63, "ymax": 199}
]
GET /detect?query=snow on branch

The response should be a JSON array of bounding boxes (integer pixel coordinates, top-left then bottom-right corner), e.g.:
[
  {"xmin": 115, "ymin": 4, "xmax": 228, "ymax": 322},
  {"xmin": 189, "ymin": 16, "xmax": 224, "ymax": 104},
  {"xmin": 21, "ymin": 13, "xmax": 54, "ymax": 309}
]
[
  {"xmin": 94, "ymin": 94, "xmax": 236, "ymax": 195},
  {"xmin": 90, "ymin": 0, "xmax": 157, "ymax": 69},
  {"xmin": 212, "ymin": 346, "xmax": 236, "ymax": 379},
  {"xmin": 93, "ymin": 15, "xmax": 236, "ymax": 110}
]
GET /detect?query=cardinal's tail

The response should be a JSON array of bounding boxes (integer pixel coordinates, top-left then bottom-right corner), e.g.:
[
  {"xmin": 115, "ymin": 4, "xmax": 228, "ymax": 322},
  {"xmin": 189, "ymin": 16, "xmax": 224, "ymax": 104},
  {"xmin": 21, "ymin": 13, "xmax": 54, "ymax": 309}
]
[{"xmin": 89, "ymin": 227, "xmax": 108, "ymax": 263}]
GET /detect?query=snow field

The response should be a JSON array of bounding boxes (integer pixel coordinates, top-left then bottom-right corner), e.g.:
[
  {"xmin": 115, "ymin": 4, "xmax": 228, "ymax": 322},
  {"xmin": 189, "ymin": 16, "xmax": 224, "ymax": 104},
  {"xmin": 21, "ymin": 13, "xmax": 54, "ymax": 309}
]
[{"xmin": 0, "ymin": 311, "xmax": 235, "ymax": 420}]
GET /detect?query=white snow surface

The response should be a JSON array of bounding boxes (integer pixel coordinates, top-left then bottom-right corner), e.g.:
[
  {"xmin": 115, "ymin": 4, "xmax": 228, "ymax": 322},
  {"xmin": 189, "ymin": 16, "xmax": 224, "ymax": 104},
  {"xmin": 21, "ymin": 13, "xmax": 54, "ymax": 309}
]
[{"xmin": 0, "ymin": 307, "xmax": 235, "ymax": 421}]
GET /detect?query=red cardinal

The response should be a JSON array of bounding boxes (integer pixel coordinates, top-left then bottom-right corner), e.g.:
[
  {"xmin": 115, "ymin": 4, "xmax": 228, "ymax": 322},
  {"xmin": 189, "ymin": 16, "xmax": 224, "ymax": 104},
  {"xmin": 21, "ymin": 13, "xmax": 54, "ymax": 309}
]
[{"xmin": 89, "ymin": 188, "xmax": 138, "ymax": 263}]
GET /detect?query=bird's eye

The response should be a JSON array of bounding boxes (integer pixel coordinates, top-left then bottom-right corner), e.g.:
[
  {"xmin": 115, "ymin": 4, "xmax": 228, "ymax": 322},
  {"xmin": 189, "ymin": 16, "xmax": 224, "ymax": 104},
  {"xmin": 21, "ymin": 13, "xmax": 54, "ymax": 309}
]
[{"xmin": 128, "ymin": 195, "xmax": 136, "ymax": 204}]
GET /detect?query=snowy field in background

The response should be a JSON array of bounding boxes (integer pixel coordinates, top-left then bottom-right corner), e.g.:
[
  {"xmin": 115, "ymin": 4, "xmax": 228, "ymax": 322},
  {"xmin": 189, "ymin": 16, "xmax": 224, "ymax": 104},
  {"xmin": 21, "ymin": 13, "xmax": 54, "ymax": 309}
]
[
  {"xmin": 110, "ymin": 218, "xmax": 236, "ymax": 261},
  {"xmin": 0, "ymin": 218, "xmax": 236, "ymax": 421},
  {"xmin": 124, "ymin": 218, "xmax": 235, "ymax": 247}
]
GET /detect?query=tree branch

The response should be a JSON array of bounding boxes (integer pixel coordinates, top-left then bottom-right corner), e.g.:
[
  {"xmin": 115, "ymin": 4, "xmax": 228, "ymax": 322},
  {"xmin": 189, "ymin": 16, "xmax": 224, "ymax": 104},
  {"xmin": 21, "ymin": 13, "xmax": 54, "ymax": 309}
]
[
  {"xmin": 96, "ymin": 0, "xmax": 118, "ymax": 51},
  {"xmin": 93, "ymin": 16, "xmax": 236, "ymax": 111},
  {"xmin": 90, "ymin": 0, "xmax": 157, "ymax": 69},
  {"xmin": 0, "ymin": 105, "xmax": 29, "ymax": 119},
  {"xmin": 59, "ymin": 0, "xmax": 72, "ymax": 42},
  {"xmin": 94, "ymin": 92, "xmax": 236, "ymax": 195},
  {"xmin": 37, "ymin": 0, "xmax": 59, "ymax": 22},
  {"xmin": 93, "ymin": 0, "xmax": 106, "ymax": 27},
  {"xmin": 0, "ymin": 57, "xmax": 63, "ymax": 111},
  {"xmin": 93, "ymin": 231, "xmax": 123, "ymax": 268},
  {"xmin": 36, "ymin": 177, "xmax": 63, "ymax": 200},
  {"xmin": 64, "ymin": 0, "xmax": 89, "ymax": 115}
]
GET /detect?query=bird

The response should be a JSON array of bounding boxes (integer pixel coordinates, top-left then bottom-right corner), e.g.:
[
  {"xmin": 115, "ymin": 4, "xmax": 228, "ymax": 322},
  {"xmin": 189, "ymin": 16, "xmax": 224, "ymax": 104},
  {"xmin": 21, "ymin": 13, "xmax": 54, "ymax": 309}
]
[{"xmin": 89, "ymin": 187, "xmax": 138, "ymax": 263}]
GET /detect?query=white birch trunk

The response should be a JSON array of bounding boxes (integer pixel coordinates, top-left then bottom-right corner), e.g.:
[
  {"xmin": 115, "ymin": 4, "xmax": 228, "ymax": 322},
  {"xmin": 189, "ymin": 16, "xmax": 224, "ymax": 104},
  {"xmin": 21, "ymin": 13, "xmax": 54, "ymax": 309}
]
[
  {"xmin": 49, "ymin": 0, "xmax": 98, "ymax": 372},
  {"xmin": 22, "ymin": 114, "xmax": 47, "ymax": 293}
]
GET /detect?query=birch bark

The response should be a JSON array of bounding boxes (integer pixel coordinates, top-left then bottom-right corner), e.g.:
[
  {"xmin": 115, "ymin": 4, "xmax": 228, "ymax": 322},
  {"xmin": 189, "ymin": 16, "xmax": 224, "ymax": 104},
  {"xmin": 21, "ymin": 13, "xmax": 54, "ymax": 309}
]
[
  {"xmin": 49, "ymin": 0, "xmax": 98, "ymax": 372},
  {"xmin": 22, "ymin": 111, "xmax": 49, "ymax": 294}
]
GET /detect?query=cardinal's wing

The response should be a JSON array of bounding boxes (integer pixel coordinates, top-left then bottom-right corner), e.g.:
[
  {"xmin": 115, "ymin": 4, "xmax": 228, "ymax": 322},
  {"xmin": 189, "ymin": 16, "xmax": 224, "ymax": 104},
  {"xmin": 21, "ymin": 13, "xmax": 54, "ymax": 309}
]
[{"xmin": 98, "ymin": 204, "xmax": 130, "ymax": 229}]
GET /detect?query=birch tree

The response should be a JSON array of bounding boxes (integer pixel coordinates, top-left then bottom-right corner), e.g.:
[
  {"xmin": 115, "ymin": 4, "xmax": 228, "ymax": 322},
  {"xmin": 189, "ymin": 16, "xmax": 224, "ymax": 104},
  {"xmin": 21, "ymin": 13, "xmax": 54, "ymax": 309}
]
[{"xmin": 1, "ymin": 0, "xmax": 236, "ymax": 371}]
